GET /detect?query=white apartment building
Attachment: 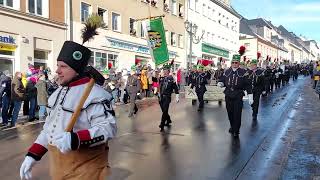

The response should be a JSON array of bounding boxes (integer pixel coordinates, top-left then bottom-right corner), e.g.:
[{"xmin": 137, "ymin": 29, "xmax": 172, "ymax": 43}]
[{"xmin": 185, "ymin": 0, "xmax": 241, "ymax": 66}]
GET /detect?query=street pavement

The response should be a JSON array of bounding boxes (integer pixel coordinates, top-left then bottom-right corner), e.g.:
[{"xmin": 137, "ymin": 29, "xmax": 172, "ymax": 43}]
[{"xmin": 0, "ymin": 76, "xmax": 318, "ymax": 180}]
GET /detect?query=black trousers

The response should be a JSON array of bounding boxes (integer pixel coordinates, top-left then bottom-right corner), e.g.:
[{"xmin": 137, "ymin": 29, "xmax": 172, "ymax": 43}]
[
  {"xmin": 275, "ymin": 78, "xmax": 281, "ymax": 89},
  {"xmin": 196, "ymin": 91, "xmax": 205, "ymax": 109},
  {"xmin": 251, "ymin": 92, "xmax": 261, "ymax": 118},
  {"xmin": 225, "ymin": 96, "xmax": 243, "ymax": 133},
  {"xmin": 270, "ymin": 79, "xmax": 275, "ymax": 92},
  {"xmin": 159, "ymin": 95, "xmax": 171, "ymax": 127},
  {"xmin": 265, "ymin": 79, "xmax": 271, "ymax": 93}
]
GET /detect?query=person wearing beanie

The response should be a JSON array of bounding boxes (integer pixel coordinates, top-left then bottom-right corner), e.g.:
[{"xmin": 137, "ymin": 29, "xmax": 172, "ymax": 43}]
[
  {"xmin": 217, "ymin": 54, "xmax": 253, "ymax": 138},
  {"xmin": 20, "ymin": 15, "xmax": 117, "ymax": 180}
]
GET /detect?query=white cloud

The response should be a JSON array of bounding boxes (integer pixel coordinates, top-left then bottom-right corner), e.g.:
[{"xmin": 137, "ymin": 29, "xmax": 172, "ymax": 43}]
[{"xmin": 292, "ymin": 2, "xmax": 320, "ymax": 12}]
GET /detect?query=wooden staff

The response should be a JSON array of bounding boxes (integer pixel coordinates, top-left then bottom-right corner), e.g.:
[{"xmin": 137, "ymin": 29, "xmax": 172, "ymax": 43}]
[{"xmin": 65, "ymin": 78, "xmax": 95, "ymax": 132}]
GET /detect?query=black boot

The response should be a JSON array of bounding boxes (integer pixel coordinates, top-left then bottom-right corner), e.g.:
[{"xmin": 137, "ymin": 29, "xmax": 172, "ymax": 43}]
[
  {"xmin": 159, "ymin": 125, "xmax": 165, "ymax": 132},
  {"xmin": 252, "ymin": 115, "xmax": 257, "ymax": 121},
  {"xmin": 228, "ymin": 128, "xmax": 233, "ymax": 134},
  {"xmin": 233, "ymin": 132, "xmax": 239, "ymax": 138},
  {"xmin": 165, "ymin": 119, "xmax": 172, "ymax": 127}
]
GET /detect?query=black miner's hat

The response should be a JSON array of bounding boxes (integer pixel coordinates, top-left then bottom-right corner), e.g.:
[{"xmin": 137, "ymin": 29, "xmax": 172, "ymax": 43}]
[{"xmin": 57, "ymin": 41, "xmax": 91, "ymax": 74}]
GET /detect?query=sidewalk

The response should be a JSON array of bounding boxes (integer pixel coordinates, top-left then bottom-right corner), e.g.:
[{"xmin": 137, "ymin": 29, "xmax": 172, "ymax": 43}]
[
  {"xmin": 237, "ymin": 78, "xmax": 320, "ymax": 180},
  {"xmin": 280, "ymin": 81, "xmax": 320, "ymax": 179}
]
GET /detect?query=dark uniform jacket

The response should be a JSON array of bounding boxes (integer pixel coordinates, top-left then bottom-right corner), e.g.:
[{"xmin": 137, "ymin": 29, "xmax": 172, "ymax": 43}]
[
  {"xmin": 247, "ymin": 68, "xmax": 265, "ymax": 93},
  {"xmin": 219, "ymin": 68, "xmax": 252, "ymax": 98},
  {"xmin": 159, "ymin": 75, "xmax": 179, "ymax": 96},
  {"xmin": 191, "ymin": 72, "xmax": 208, "ymax": 93}
]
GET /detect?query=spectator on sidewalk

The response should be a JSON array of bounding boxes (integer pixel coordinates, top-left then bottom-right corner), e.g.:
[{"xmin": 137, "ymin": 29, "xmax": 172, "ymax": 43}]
[
  {"xmin": 11, "ymin": 72, "xmax": 25, "ymax": 127},
  {"xmin": 26, "ymin": 77, "xmax": 38, "ymax": 122},
  {"xmin": 0, "ymin": 70, "xmax": 11, "ymax": 127},
  {"xmin": 21, "ymin": 73, "xmax": 29, "ymax": 116},
  {"xmin": 316, "ymin": 81, "xmax": 320, "ymax": 99},
  {"xmin": 35, "ymin": 74, "xmax": 48, "ymax": 121},
  {"xmin": 140, "ymin": 67, "xmax": 149, "ymax": 98}
]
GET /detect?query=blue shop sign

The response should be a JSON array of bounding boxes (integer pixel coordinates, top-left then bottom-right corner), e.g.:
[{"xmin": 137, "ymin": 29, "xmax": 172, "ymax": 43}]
[
  {"xmin": 106, "ymin": 37, "xmax": 177, "ymax": 57},
  {"xmin": 0, "ymin": 35, "xmax": 16, "ymax": 44}
]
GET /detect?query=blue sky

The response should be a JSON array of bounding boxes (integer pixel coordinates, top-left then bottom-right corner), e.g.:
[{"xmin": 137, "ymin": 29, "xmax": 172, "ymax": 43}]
[{"xmin": 231, "ymin": 0, "xmax": 320, "ymax": 42}]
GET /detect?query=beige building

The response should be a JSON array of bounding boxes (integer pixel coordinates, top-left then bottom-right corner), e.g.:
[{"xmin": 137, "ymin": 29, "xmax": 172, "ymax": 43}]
[
  {"xmin": 0, "ymin": 0, "xmax": 67, "ymax": 74},
  {"xmin": 68, "ymin": 0, "xmax": 186, "ymax": 72}
]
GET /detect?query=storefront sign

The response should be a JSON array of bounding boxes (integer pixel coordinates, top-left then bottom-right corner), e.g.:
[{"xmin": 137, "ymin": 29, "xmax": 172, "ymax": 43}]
[
  {"xmin": 106, "ymin": 37, "xmax": 177, "ymax": 57},
  {"xmin": 0, "ymin": 35, "xmax": 16, "ymax": 44},
  {"xmin": 202, "ymin": 43, "xmax": 229, "ymax": 58},
  {"xmin": 0, "ymin": 43, "xmax": 16, "ymax": 51}
]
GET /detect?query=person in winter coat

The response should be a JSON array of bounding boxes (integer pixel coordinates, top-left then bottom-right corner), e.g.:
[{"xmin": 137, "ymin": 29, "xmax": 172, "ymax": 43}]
[
  {"xmin": 0, "ymin": 71, "xmax": 12, "ymax": 127},
  {"xmin": 35, "ymin": 74, "xmax": 48, "ymax": 121},
  {"xmin": 26, "ymin": 77, "xmax": 38, "ymax": 122},
  {"xmin": 140, "ymin": 68, "xmax": 149, "ymax": 98},
  {"xmin": 316, "ymin": 81, "xmax": 320, "ymax": 99},
  {"xmin": 11, "ymin": 72, "xmax": 25, "ymax": 127}
]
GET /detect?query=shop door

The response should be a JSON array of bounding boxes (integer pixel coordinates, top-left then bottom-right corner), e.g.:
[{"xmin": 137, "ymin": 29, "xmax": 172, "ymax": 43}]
[{"xmin": 0, "ymin": 58, "xmax": 13, "ymax": 74}]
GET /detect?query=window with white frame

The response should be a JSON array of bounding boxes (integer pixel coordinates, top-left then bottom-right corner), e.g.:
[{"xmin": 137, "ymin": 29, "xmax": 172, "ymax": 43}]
[
  {"xmin": 165, "ymin": 30, "xmax": 170, "ymax": 45},
  {"xmin": 202, "ymin": 4, "xmax": 206, "ymax": 16},
  {"xmin": 171, "ymin": 32, "xmax": 176, "ymax": 46},
  {"xmin": 129, "ymin": 18, "xmax": 137, "ymax": 36},
  {"xmin": 178, "ymin": 3, "xmax": 183, "ymax": 17},
  {"xmin": 81, "ymin": 2, "xmax": 91, "ymax": 22},
  {"xmin": 95, "ymin": 52, "xmax": 107, "ymax": 71},
  {"xmin": 178, "ymin": 34, "xmax": 183, "ymax": 48},
  {"xmin": 108, "ymin": 53, "xmax": 118, "ymax": 68},
  {"xmin": 0, "ymin": 0, "xmax": 13, "ymax": 7},
  {"xmin": 195, "ymin": 0, "xmax": 199, "ymax": 12},
  {"xmin": 112, "ymin": 12, "xmax": 121, "ymax": 32},
  {"xmin": 98, "ymin": 8, "xmax": 108, "ymax": 28},
  {"xmin": 189, "ymin": 0, "xmax": 194, "ymax": 10},
  {"xmin": 171, "ymin": 0, "xmax": 177, "ymax": 15},
  {"xmin": 140, "ymin": 22, "xmax": 146, "ymax": 38},
  {"xmin": 28, "ymin": 0, "xmax": 48, "ymax": 17}
]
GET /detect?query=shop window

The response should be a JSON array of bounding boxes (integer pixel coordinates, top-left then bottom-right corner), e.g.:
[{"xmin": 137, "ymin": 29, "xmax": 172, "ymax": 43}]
[
  {"xmin": 98, "ymin": 8, "xmax": 108, "ymax": 28},
  {"xmin": 28, "ymin": 0, "xmax": 48, "ymax": 17},
  {"xmin": 171, "ymin": 0, "xmax": 177, "ymax": 15},
  {"xmin": 95, "ymin": 52, "xmax": 107, "ymax": 71},
  {"xmin": 108, "ymin": 54, "xmax": 118, "ymax": 68},
  {"xmin": 129, "ymin": 18, "xmax": 137, "ymax": 36},
  {"xmin": 112, "ymin": 12, "xmax": 121, "ymax": 32},
  {"xmin": 89, "ymin": 52, "xmax": 94, "ymax": 66},
  {"xmin": 0, "ymin": 0, "xmax": 12, "ymax": 7},
  {"xmin": 0, "ymin": 50, "xmax": 14, "ymax": 56},
  {"xmin": 81, "ymin": 2, "xmax": 91, "ymax": 22},
  {"xmin": 0, "ymin": 59, "xmax": 13, "ymax": 75},
  {"xmin": 34, "ymin": 50, "xmax": 48, "ymax": 60},
  {"xmin": 171, "ymin": 32, "xmax": 176, "ymax": 46}
]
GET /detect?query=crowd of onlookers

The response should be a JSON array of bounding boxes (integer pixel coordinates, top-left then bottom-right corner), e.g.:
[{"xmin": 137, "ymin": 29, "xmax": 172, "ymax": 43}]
[
  {"xmin": 0, "ymin": 64, "xmax": 58, "ymax": 128},
  {"xmin": 1, "ymin": 60, "xmax": 319, "ymax": 128}
]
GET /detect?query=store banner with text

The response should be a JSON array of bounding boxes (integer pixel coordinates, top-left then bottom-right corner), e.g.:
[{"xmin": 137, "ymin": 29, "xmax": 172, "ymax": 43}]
[{"xmin": 144, "ymin": 18, "xmax": 169, "ymax": 66}]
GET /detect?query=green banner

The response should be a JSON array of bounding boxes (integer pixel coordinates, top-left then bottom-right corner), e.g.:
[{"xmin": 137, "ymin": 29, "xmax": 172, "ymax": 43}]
[
  {"xmin": 146, "ymin": 18, "xmax": 169, "ymax": 66},
  {"xmin": 202, "ymin": 43, "xmax": 229, "ymax": 58}
]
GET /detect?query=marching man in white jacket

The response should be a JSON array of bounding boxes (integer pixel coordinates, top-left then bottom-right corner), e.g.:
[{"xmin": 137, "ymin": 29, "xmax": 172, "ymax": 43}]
[{"xmin": 19, "ymin": 40, "xmax": 117, "ymax": 180}]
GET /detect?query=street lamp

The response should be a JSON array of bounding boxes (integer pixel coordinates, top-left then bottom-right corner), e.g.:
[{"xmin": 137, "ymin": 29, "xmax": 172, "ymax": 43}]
[{"xmin": 184, "ymin": 20, "xmax": 204, "ymax": 69}]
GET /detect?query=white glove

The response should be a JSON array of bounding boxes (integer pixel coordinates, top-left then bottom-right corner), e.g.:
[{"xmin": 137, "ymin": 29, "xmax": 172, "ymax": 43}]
[
  {"xmin": 175, "ymin": 94, "xmax": 180, "ymax": 103},
  {"xmin": 248, "ymin": 94, "xmax": 254, "ymax": 105},
  {"xmin": 52, "ymin": 132, "xmax": 72, "ymax": 154},
  {"xmin": 217, "ymin": 82, "xmax": 224, "ymax": 87},
  {"xmin": 20, "ymin": 156, "xmax": 36, "ymax": 180},
  {"xmin": 262, "ymin": 91, "xmax": 267, "ymax": 95},
  {"xmin": 137, "ymin": 92, "xmax": 141, "ymax": 96}
]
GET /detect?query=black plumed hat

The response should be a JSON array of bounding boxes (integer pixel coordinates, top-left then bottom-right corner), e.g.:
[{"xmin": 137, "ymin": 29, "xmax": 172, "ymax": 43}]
[{"xmin": 57, "ymin": 41, "xmax": 92, "ymax": 74}]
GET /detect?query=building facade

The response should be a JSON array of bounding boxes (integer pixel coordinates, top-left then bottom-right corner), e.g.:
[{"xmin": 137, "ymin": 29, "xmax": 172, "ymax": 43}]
[
  {"xmin": 185, "ymin": 0, "xmax": 240, "ymax": 67},
  {"xmin": 68, "ymin": 0, "xmax": 186, "ymax": 72},
  {"xmin": 0, "ymin": 0, "xmax": 67, "ymax": 74}
]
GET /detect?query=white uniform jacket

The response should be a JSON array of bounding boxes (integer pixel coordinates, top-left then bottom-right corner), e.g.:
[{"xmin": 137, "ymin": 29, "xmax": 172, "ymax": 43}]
[{"xmin": 27, "ymin": 77, "xmax": 117, "ymax": 160}]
